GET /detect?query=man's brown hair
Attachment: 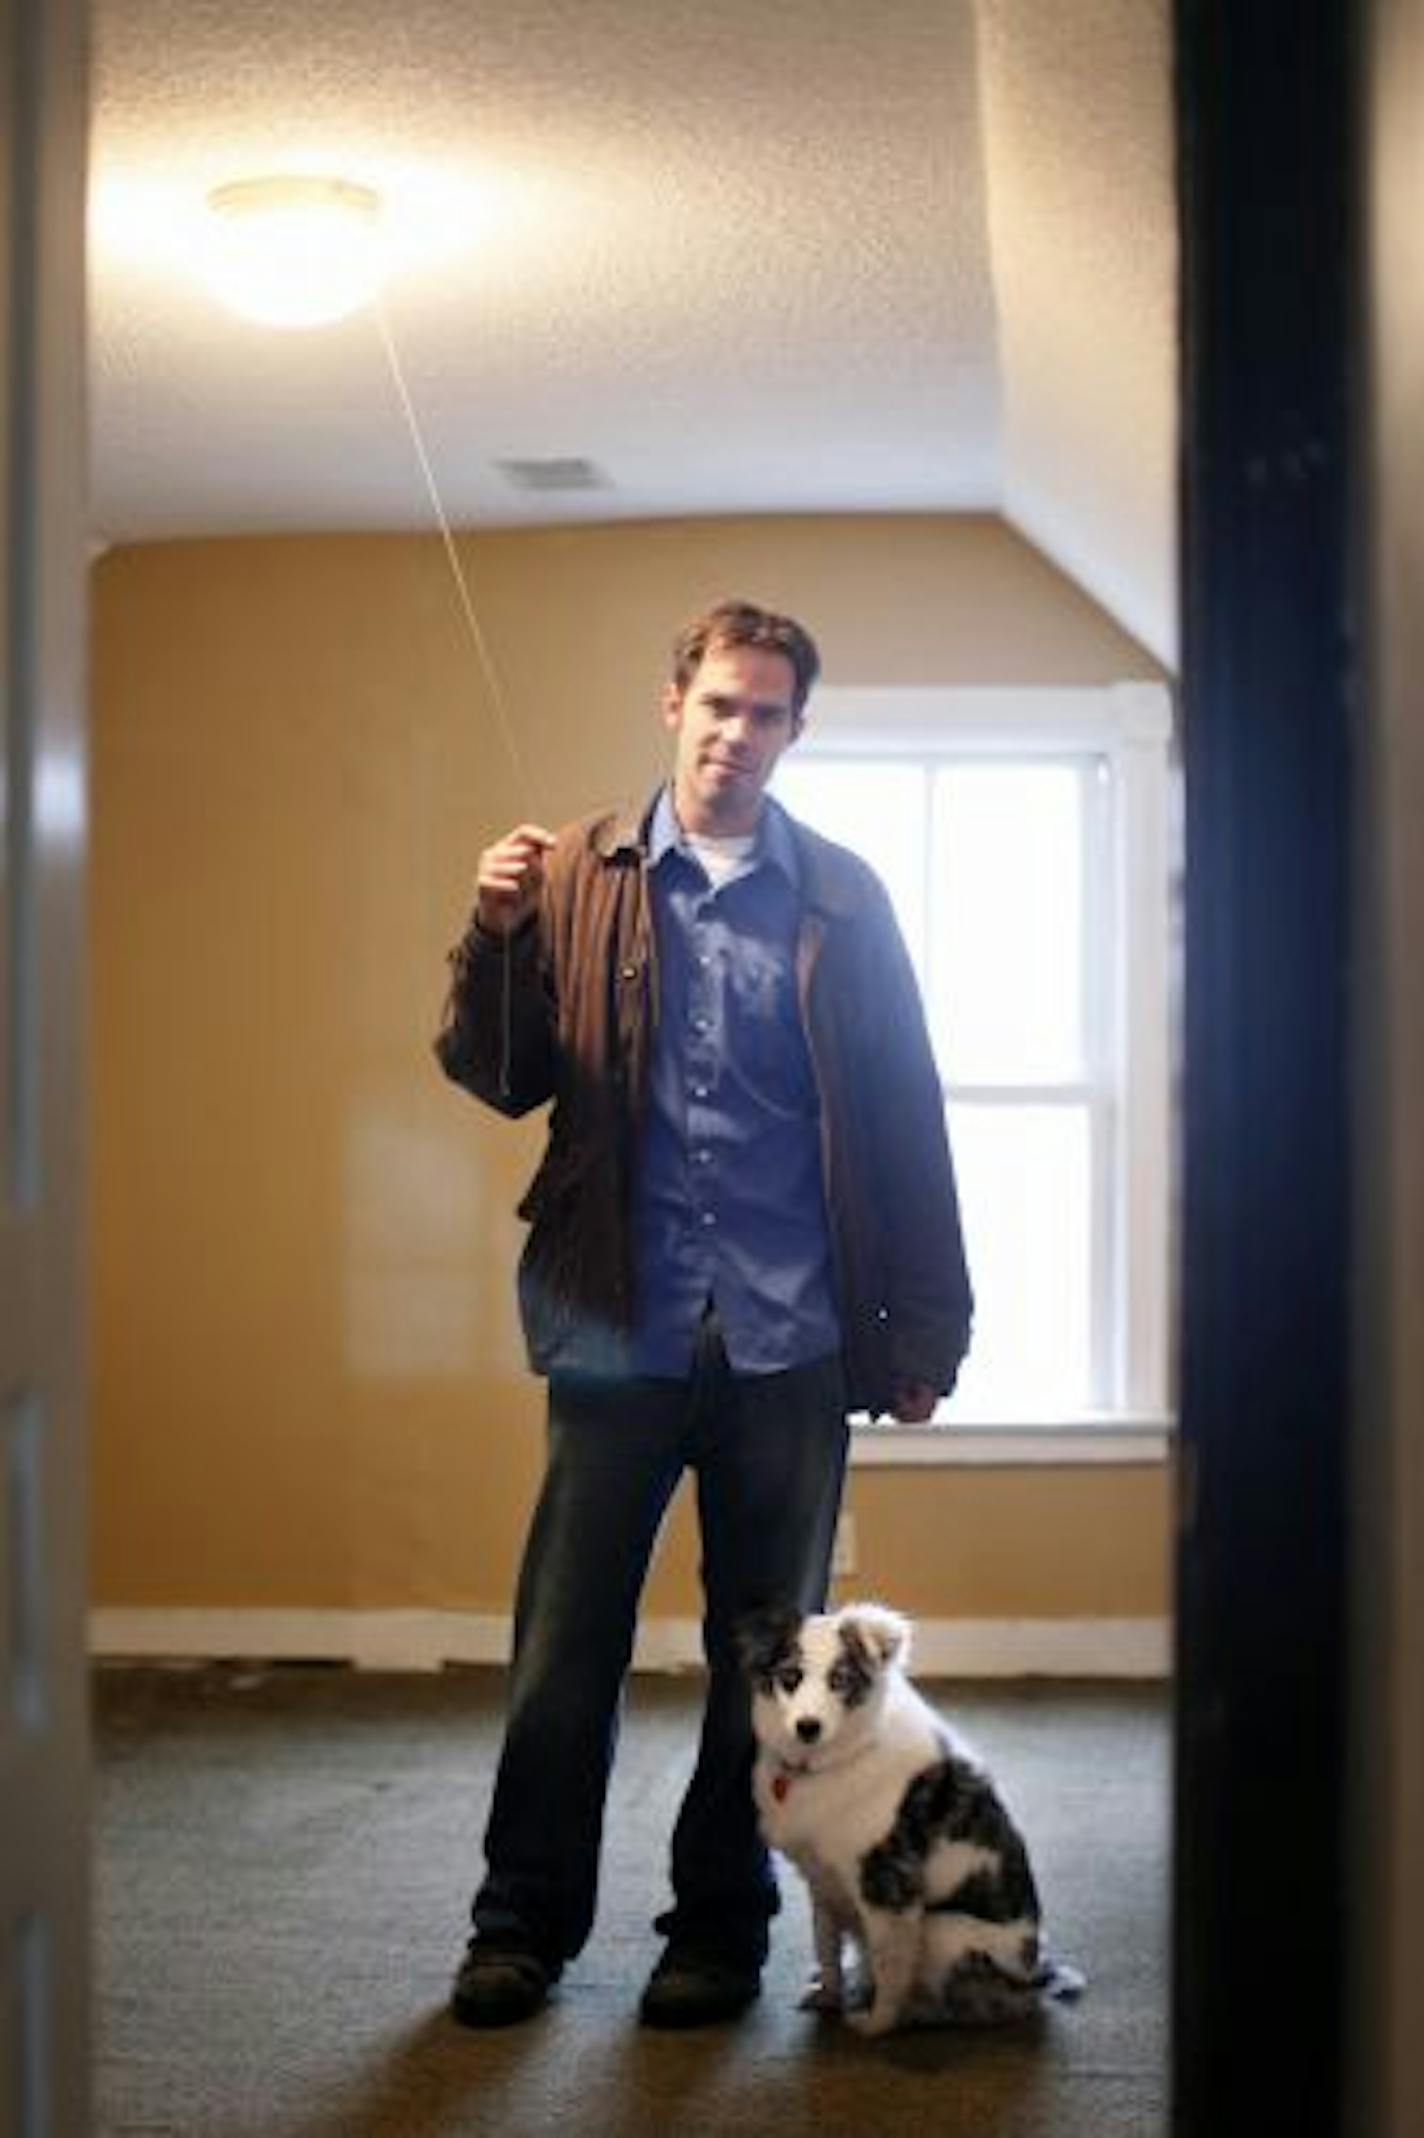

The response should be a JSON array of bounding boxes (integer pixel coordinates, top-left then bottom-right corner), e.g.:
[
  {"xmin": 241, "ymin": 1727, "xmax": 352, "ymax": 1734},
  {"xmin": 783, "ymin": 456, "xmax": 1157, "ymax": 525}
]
[{"xmin": 670, "ymin": 600, "xmax": 821, "ymax": 716}]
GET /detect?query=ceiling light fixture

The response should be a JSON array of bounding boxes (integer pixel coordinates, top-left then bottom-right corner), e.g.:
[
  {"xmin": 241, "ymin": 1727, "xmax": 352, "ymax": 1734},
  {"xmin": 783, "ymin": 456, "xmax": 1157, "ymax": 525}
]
[{"xmin": 203, "ymin": 176, "xmax": 386, "ymax": 329}]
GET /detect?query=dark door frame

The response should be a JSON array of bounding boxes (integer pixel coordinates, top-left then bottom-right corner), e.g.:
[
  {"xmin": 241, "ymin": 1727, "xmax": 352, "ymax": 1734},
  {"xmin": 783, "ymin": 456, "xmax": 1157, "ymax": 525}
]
[{"xmin": 1172, "ymin": 2, "xmax": 1357, "ymax": 2129}]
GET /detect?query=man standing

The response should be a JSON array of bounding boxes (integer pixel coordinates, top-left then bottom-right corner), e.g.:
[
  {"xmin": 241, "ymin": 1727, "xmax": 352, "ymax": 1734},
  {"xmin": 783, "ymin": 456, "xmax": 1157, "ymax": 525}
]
[{"xmin": 435, "ymin": 599, "xmax": 971, "ymax": 2028}]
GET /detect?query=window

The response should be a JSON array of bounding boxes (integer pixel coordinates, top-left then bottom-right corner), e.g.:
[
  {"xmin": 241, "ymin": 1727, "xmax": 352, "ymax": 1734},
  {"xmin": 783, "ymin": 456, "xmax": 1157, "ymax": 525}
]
[{"xmin": 774, "ymin": 686, "xmax": 1173, "ymax": 1462}]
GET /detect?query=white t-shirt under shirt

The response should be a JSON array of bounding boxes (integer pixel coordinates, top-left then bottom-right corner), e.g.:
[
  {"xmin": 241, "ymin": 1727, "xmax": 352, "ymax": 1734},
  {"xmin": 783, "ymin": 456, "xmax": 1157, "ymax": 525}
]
[{"xmin": 683, "ymin": 829, "xmax": 757, "ymax": 890}]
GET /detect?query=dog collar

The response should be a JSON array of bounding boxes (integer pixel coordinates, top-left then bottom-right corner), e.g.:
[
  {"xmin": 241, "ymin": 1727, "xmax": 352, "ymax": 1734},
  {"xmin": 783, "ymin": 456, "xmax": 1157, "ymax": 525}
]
[{"xmin": 771, "ymin": 1759, "xmax": 810, "ymax": 1801}]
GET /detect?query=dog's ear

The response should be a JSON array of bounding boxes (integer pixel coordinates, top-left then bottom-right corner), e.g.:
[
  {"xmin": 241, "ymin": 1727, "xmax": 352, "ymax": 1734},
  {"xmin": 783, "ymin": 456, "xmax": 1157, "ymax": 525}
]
[
  {"xmin": 838, "ymin": 1602, "xmax": 912, "ymax": 1670},
  {"xmin": 734, "ymin": 1602, "xmax": 802, "ymax": 1682}
]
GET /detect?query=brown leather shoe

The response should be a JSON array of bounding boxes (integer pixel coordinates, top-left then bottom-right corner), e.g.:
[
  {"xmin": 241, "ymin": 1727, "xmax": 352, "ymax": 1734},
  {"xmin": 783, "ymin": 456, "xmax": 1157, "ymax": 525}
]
[
  {"xmin": 638, "ymin": 1946, "xmax": 762, "ymax": 2029},
  {"xmin": 450, "ymin": 1943, "xmax": 554, "ymax": 2028}
]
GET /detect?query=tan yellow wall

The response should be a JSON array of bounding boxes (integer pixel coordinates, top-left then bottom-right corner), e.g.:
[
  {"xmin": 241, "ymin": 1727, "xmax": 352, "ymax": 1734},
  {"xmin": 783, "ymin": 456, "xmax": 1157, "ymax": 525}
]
[{"xmin": 90, "ymin": 513, "xmax": 1170, "ymax": 1621}]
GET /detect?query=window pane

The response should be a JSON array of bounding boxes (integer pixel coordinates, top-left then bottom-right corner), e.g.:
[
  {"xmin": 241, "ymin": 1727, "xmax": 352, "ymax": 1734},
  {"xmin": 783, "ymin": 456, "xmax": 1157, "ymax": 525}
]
[
  {"xmin": 930, "ymin": 763, "xmax": 1084, "ymax": 1083},
  {"xmin": 774, "ymin": 758, "xmax": 927, "ymax": 981},
  {"xmin": 948, "ymin": 1100, "xmax": 1092, "ymax": 1419}
]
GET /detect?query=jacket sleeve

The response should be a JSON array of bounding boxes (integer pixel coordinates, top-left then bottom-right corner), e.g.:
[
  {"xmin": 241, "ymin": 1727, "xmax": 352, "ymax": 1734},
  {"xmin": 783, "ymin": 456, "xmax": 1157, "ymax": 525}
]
[
  {"xmin": 432, "ymin": 908, "xmax": 557, "ymax": 1119},
  {"xmin": 863, "ymin": 884, "xmax": 974, "ymax": 1396}
]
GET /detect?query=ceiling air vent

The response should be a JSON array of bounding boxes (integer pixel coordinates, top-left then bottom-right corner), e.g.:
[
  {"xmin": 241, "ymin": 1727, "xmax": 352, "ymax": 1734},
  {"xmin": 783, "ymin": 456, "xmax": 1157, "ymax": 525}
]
[{"xmin": 495, "ymin": 456, "xmax": 611, "ymax": 493}]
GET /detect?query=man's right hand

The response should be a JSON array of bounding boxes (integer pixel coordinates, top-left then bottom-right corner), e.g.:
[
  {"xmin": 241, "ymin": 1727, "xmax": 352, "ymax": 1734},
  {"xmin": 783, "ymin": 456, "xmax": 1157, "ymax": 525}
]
[{"xmin": 476, "ymin": 824, "xmax": 557, "ymax": 937}]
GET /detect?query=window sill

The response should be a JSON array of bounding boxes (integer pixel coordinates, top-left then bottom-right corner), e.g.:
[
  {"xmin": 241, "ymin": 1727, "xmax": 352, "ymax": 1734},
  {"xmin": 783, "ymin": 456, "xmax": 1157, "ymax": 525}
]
[{"xmin": 849, "ymin": 1414, "xmax": 1175, "ymax": 1467}]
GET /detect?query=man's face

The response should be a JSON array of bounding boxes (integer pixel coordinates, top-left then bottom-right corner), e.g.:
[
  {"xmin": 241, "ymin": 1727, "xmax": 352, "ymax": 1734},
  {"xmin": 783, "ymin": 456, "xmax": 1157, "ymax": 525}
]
[{"xmin": 663, "ymin": 641, "xmax": 803, "ymax": 835}]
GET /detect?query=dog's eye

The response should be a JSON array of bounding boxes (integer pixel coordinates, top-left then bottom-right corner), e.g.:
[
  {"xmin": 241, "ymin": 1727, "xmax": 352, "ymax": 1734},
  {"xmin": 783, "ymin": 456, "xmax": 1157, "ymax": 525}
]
[{"xmin": 776, "ymin": 1666, "xmax": 803, "ymax": 1694}]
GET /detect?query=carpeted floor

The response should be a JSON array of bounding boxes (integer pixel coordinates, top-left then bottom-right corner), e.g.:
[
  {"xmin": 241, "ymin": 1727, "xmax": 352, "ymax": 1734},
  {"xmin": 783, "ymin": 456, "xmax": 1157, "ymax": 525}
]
[{"xmin": 94, "ymin": 1663, "xmax": 1168, "ymax": 2137}]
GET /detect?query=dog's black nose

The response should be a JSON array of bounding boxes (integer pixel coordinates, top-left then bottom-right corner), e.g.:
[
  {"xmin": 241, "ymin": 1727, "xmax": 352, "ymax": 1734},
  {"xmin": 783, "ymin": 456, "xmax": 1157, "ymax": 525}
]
[{"xmin": 795, "ymin": 1717, "xmax": 821, "ymax": 1743}]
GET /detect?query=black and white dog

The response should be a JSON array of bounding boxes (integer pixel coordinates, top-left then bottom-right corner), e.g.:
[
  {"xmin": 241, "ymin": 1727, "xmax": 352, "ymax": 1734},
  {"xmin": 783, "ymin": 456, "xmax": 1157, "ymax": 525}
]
[{"xmin": 739, "ymin": 1600, "xmax": 1085, "ymax": 2036}]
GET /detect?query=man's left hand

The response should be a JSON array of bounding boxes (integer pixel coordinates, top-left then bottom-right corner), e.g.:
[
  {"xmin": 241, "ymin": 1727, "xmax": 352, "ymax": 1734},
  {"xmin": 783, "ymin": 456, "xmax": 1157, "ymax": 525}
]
[{"xmin": 889, "ymin": 1380, "xmax": 939, "ymax": 1424}]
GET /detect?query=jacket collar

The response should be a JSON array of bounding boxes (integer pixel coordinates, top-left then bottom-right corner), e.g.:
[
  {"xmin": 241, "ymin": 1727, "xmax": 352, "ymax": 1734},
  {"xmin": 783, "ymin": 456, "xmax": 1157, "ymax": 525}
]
[
  {"xmin": 788, "ymin": 817, "xmax": 866, "ymax": 920},
  {"xmin": 592, "ymin": 791, "xmax": 866, "ymax": 921},
  {"xmin": 592, "ymin": 801, "xmax": 647, "ymax": 859}
]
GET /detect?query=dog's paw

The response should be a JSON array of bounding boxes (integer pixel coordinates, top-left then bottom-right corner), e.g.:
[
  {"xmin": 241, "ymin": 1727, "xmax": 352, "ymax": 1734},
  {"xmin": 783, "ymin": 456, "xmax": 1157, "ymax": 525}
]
[
  {"xmin": 845, "ymin": 2000, "xmax": 901, "ymax": 2038},
  {"xmin": 798, "ymin": 1975, "xmax": 843, "ymax": 2013}
]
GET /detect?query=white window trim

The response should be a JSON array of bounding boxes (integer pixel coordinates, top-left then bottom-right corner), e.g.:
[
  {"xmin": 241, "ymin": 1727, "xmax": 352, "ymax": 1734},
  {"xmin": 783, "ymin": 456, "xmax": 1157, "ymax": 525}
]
[
  {"xmin": 849, "ymin": 1417, "xmax": 1174, "ymax": 1467},
  {"xmin": 792, "ymin": 684, "xmax": 1176, "ymax": 1467}
]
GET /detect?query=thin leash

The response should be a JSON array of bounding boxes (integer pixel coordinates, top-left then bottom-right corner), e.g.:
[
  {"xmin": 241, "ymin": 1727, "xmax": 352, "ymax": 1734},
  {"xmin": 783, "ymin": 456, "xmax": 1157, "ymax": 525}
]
[
  {"xmin": 371, "ymin": 293, "xmax": 534, "ymax": 1090},
  {"xmin": 371, "ymin": 293, "xmax": 536, "ymax": 812}
]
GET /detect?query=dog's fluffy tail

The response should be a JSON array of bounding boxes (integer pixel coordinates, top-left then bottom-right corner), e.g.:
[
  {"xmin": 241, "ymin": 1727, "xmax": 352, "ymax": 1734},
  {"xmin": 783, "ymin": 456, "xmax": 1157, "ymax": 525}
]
[
  {"xmin": 1036, "ymin": 1955, "xmax": 1088, "ymax": 2001},
  {"xmin": 930, "ymin": 1949, "xmax": 1087, "ymax": 2028}
]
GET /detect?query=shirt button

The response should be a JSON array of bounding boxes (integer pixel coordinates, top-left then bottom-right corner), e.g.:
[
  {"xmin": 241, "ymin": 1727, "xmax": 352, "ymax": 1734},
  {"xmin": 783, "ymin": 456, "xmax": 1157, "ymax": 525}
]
[
  {"xmin": 691, "ymin": 1083, "xmax": 710, "ymax": 1100},
  {"xmin": 694, "ymin": 1149, "xmax": 712, "ymax": 1166},
  {"xmin": 700, "ymin": 1211, "xmax": 717, "ymax": 1227},
  {"xmin": 691, "ymin": 1015, "xmax": 710, "ymax": 1033}
]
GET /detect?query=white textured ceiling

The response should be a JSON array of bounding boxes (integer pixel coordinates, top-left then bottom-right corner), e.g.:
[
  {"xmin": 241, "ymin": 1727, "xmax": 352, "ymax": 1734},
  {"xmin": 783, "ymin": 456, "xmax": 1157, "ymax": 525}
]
[{"xmin": 89, "ymin": 0, "xmax": 1176, "ymax": 662}]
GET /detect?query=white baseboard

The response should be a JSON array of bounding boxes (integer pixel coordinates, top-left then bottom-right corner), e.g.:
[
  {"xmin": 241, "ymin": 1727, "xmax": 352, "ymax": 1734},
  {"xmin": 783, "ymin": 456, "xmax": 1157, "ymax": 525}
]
[{"xmin": 89, "ymin": 1607, "xmax": 1170, "ymax": 1679}]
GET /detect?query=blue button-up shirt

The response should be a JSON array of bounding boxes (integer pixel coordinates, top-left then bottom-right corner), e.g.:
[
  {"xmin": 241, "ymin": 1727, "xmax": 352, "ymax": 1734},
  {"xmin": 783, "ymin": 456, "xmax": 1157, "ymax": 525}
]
[{"xmin": 630, "ymin": 788, "xmax": 841, "ymax": 1376}]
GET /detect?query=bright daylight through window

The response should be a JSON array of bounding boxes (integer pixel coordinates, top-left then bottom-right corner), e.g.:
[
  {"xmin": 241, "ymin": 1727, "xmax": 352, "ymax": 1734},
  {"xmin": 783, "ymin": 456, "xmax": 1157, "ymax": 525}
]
[{"xmin": 775, "ymin": 688, "xmax": 1173, "ymax": 1449}]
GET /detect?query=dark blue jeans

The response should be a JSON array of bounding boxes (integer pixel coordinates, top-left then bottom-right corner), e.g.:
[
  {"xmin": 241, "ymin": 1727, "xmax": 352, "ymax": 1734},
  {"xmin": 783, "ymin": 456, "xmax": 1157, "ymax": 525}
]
[{"xmin": 470, "ymin": 1330, "xmax": 849, "ymax": 1971}]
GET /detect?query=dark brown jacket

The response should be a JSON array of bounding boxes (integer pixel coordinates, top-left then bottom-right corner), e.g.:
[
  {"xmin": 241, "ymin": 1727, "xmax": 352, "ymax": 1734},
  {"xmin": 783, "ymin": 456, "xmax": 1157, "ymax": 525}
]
[{"xmin": 434, "ymin": 799, "xmax": 972, "ymax": 1416}]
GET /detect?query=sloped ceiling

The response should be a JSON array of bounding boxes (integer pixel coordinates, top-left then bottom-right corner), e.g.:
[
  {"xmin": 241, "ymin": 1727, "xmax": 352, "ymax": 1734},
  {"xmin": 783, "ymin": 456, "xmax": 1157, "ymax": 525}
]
[
  {"xmin": 88, "ymin": 0, "xmax": 1176, "ymax": 664},
  {"xmin": 979, "ymin": 0, "xmax": 1176, "ymax": 663}
]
